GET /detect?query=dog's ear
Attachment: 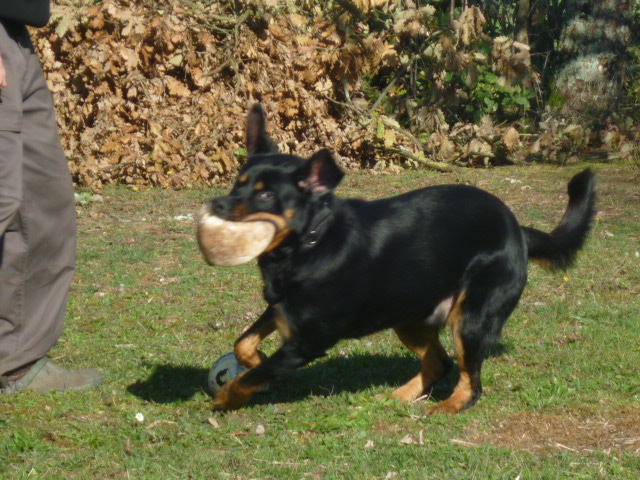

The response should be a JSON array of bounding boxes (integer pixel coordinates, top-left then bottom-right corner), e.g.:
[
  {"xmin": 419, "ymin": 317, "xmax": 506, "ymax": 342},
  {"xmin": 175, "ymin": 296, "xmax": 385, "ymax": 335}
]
[
  {"xmin": 246, "ymin": 104, "xmax": 278, "ymax": 155},
  {"xmin": 297, "ymin": 149, "xmax": 344, "ymax": 194}
]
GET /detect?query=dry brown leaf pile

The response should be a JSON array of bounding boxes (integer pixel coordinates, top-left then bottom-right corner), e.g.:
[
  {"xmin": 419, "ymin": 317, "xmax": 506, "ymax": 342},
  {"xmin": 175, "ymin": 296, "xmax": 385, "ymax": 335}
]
[
  {"xmin": 32, "ymin": 1, "xmax": 638, "ymax": 190},
  {"xmin": 33, "ymin": 1, "xmax": 401, "ymax": 190}
]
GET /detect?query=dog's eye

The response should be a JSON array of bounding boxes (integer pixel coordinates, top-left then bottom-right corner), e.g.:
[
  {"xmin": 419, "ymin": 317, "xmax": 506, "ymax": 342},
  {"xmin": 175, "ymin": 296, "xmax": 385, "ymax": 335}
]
[{"xmin": 256, "ymin": 191, "xmax": 274, "ymax": 202}]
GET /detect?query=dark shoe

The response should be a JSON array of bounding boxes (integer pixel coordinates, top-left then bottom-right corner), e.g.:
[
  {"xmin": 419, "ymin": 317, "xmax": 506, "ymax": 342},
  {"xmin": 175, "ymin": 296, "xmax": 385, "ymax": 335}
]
[{"xmin": 0, "ymin": 358, "xmax": 103, "ymax": 394}]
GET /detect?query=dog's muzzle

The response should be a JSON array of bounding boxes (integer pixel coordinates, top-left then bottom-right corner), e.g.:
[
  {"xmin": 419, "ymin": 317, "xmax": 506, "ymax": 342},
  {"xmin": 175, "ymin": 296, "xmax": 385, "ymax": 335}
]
[{"xmin": 196, "ymin": 206, "xmax": 277, "ymax": 266}]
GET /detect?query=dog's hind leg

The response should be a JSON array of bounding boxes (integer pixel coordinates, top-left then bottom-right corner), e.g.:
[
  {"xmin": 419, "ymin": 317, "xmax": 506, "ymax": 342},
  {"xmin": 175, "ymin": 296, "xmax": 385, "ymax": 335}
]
[
  {"xmin": 426, "ymin": 292, "xmax": 482, "ymax": 414},
  {"xmin": 427, "ymin": 258, "xmax": 526, "ymax": 414},
  {"xmin": 234, "ymin": 305, "xmax": 278, "ymax": 369},
  {"xmin": 390, "ymin": 322, "xmax": 453, "ymax": 403}
]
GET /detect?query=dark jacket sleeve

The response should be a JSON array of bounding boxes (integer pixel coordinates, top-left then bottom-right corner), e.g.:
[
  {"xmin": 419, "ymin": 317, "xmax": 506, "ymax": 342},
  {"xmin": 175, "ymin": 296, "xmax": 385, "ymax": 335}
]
[{"xmin": 0, "ymin": 0, "xmax": 50, "ymax": 28}]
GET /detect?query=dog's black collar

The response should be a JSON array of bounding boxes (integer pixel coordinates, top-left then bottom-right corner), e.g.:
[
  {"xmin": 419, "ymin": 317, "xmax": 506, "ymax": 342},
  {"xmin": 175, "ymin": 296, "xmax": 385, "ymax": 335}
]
[{"xmin": 300, "ymin": 196, "xmax": 333, "ymax": 248}]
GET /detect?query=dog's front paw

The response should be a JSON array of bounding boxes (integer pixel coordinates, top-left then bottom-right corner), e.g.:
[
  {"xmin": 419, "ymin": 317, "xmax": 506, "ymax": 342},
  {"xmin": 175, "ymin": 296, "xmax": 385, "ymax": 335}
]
[{"xmin": 212, "ymin": 373, "xmax": 257, "ymax": 411}]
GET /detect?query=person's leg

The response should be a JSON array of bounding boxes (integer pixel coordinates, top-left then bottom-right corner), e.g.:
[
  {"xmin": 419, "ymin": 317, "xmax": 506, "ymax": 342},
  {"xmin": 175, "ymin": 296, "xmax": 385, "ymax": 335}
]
[
  {"xmin": 0, "ymin": 19, "xmax": 30, "ymax": 376},
  {"xmin": 9, "ymin": 22, "xmax": 76, "ymax": 372},
  {"xmin": 0, "ymin": 21, "xmax": 101, "ymax": 391}
]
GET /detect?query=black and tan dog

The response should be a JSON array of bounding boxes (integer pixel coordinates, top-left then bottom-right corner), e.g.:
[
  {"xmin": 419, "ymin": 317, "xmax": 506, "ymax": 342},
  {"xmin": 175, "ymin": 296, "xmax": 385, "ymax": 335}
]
[{"xmin": 198, "ymin": 105, "xmax": 595, "ymax": 414}]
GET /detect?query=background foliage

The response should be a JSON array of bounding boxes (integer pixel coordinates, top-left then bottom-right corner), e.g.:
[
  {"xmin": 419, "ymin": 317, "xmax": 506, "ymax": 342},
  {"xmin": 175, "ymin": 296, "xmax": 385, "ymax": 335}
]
[{"xmin": 33, "ymin": 0, "xmax": 640, "ymax": 190}]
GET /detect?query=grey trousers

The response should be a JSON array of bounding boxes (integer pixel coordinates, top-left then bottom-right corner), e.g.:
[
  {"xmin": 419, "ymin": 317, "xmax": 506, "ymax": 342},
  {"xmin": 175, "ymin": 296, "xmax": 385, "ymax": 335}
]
[{"xmin": 0, "ymin": 20, "xmax": 76, "ymax": 375}]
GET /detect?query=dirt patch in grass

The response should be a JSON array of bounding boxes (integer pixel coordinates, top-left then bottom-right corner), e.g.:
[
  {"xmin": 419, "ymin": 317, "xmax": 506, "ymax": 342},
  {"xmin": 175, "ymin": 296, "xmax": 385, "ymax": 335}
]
[{"xmin": 464, "ymin": 406, "xmax": 640, "ymax": 454}]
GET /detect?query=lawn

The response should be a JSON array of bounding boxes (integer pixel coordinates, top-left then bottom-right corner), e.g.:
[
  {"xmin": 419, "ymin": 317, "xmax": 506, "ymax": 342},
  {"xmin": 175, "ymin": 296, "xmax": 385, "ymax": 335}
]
[{"xmin": 1, "ymin": 164, "xmax": 639, "ymax": 479}]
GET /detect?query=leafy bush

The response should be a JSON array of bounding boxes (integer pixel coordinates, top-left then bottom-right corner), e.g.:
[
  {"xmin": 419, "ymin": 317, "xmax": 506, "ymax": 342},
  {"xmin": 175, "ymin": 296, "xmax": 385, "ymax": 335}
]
[
  {"xmin": 31, "ymin": 0, "xmax": 639, "ymax": 190},
  {"xmin": 467, "ymin": 67, "xmax": 536, "ymax": 121}
]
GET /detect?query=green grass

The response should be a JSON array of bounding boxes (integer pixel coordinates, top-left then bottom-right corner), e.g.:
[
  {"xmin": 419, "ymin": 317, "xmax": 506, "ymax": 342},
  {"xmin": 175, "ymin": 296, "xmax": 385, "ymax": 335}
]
[{"xmin": 1, "ymin": 165, "xmax": 639, "ymax": 479}]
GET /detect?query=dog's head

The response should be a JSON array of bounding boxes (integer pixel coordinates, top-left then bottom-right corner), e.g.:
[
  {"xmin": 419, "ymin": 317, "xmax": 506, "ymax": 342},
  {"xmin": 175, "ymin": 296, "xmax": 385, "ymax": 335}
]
[{"xmin": 197, "ymin": 104, "xmax": 344, "ymax": 266}]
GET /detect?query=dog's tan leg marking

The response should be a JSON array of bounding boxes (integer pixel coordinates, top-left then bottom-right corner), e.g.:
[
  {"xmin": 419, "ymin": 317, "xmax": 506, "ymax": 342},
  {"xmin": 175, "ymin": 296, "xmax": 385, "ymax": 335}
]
[
  {"xmin": 234, "ymin": 303, "xmax": 292, "ymax": 369},
  {"xmin": 213, "ymin": 371, "xmax": 261, "ymax": 410},
  {"xmin": 427, "ymin": 292, "xmax": 474, "ymax": 415},
  {"xmin": 391, "ymin": 324, "xmax": 451, "ymax": 403},
  {"xmin": 234, "ymin": 309, "xmax": 277, "ymax": 369},
  {"xmin": 273, "ymin": 305, "xmax": 293, "ymax": 340}
]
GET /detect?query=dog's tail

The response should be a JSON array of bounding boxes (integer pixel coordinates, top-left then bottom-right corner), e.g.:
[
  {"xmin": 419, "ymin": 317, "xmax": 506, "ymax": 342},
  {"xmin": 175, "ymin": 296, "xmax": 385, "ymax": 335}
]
[{"xmin": 522, "ymin": 169, "xmax": 596, "ymax": 270}]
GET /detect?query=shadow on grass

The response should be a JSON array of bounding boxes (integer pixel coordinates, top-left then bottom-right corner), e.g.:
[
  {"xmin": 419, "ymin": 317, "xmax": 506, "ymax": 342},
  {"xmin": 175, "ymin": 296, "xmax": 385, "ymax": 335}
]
[
  {"xmin": 258, "ymin": 353, "xmax": 457, "ymax": 407},
  {"xmin": 127, "ymin": 343, "xmax": 510, "ymax": 405},
  {"xmin": 127, "ymin": 363, "xmax": 209, "ymax": 403},
  {"xmin": 127, "ymin": 354, "xmax": 448, "ymax": 405}
]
